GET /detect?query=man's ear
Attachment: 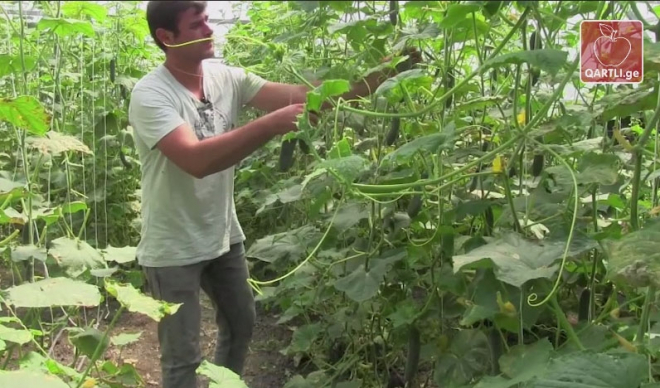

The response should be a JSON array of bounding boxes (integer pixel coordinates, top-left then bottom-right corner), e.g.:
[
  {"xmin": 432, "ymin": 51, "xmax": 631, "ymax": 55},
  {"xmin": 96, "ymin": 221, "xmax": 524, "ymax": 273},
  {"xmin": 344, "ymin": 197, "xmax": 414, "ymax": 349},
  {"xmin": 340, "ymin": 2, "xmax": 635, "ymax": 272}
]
[{"xmin": 155, "ymin": 28, "xmax": 174, "ymax": 47}]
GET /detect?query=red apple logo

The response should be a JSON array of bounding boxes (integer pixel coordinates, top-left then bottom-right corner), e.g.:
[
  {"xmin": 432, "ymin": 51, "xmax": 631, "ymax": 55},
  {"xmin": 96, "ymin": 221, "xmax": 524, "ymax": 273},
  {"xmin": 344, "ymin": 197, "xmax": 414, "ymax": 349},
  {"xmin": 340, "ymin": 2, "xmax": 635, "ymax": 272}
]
[{"xmin": 593, "ymin": 23, "xmax": 631, "ymax": 67}]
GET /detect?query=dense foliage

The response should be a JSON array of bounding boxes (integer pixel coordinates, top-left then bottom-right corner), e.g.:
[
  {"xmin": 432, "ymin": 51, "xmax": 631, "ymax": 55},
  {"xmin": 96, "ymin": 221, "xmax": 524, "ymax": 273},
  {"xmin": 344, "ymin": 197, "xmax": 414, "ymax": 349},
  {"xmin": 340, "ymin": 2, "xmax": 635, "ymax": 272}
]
[{"xmin": 3, "ymin": 1, "xmax": 660, "ymax": 387}]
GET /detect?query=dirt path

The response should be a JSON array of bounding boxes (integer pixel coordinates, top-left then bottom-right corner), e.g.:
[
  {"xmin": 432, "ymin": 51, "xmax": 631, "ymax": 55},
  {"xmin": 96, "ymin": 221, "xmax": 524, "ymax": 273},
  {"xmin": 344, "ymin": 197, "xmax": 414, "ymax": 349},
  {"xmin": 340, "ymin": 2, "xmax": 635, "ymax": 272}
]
[{"xmin": 110, "ymin": 293, "xmax": 293, "ymax": 388}]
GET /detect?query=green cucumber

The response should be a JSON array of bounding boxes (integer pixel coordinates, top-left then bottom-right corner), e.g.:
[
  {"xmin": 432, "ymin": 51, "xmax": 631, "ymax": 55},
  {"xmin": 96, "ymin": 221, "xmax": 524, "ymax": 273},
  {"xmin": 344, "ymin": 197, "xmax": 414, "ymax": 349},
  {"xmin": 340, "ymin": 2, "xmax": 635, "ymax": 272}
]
[
  {"xmin": 445, "ymin": 68, "xmax": 455, "ymax": 108},
  {"xmin": 298, "ymin": 139, "xmax": 310, "ymax": 154},
  {"xmin": 110, "ymin": 58, "xmax": 116, "ymax": 83},
  {"xmin": 386, "ymin": 117, "xmax": 400, "ymax": 146},
  {"xmin": 407, "ymin": 171, "xmax": 427, "ymax": 218},
  {"xmin": 484, "ymin": 206, "xmax": 494, "ymax": 236},
  {"xmin": 578, "ymin": 288, "xmax": 591, "ymax": 322},
  {"xmin": 279, "ymin": 139, "xmax": 296, "ymax": 172},
  {"xmin": 531, "ymin": 154, "xmax": 544, "ymax": 177},
  {"xmin": 528, "ymin": 31, "xmax": 542, "ymax": 86},
  {"xmin": 389, "ymin": 0, "xmax": 398, "ymax": 26},
  {"xmin": 407, "ymin": 196, "xmax": 422, "ymax": 219},
  {"xmin": 404, "ymin": 325, "xmax": 421, "ymax": 386}
]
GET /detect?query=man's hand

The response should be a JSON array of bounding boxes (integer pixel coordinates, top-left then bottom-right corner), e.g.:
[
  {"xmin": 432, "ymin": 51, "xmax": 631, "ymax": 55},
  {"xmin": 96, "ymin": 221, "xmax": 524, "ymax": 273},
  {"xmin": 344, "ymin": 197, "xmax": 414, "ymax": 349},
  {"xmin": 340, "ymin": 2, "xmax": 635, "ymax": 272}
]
[
  {"xmin": 381, "ymin": 47, "xmax": 424, "ymax": 73},
  {"xmin": 267, "ymin": 103, "xmax": 319, "ymax": 136}
]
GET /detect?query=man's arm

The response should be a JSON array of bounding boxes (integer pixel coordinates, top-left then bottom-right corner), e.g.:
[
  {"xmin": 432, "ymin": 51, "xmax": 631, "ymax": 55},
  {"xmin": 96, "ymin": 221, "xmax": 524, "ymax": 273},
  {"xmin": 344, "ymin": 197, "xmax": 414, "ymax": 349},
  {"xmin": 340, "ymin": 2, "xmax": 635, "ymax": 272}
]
[
  {"xmin": 247, "ymin": 48, "xmax": 421, "ymax": 113},
  {"xmin": 156, "ymin": 115, "xmax": 280, "ymax": 179},
  {"xmin": 129, "ymin": 86, "xmax": 307, "ymax": 179},
  {"xmin": 248, "ymin": 70, "xmax": 391, "ymax": 113}
]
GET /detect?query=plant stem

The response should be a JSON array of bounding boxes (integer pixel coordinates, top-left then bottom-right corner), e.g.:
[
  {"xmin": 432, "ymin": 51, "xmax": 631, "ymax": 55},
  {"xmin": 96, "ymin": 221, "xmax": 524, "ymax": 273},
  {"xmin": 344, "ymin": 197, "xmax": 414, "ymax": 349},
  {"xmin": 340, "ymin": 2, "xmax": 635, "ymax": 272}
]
[
  {"xmin": 501, "ymin": 167, "xmax": 522, "ymax": 232},
  {"xmin": 75, "ymin": 305, "xmax": 125, "ymax": 388},
  {"xmin": 636, "ymin": 285, "xmax": 656, "ymax": 347},
  {"xmin": 550, "ymin": 293, "xmax": 585, "ymax": 351}
]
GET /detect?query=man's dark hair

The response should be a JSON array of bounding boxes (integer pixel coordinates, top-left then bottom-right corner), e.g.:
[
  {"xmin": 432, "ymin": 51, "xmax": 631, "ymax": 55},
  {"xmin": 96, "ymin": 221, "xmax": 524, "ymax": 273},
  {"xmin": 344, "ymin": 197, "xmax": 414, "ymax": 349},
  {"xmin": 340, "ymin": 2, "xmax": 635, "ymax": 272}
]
[{"xmin": 146, "ymin": 1, "xmax": 208, "ymax": 52}]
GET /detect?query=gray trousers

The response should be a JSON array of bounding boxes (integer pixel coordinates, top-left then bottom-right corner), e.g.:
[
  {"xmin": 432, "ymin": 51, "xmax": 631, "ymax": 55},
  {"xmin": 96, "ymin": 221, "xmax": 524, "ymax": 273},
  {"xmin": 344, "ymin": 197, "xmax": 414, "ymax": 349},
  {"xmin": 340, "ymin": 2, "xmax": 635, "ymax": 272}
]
[{"xmin": 142, "ymin": 242, "xmax": 256, "ymax": 388}]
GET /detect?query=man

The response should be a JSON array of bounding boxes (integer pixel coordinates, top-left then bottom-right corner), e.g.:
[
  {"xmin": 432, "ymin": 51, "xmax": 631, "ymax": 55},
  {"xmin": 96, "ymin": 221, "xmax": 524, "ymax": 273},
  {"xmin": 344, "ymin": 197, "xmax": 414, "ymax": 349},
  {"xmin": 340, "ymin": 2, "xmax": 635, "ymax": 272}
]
[{"xmin": 129, "ymin": 1, "xmax": 420, "ymax": 387}]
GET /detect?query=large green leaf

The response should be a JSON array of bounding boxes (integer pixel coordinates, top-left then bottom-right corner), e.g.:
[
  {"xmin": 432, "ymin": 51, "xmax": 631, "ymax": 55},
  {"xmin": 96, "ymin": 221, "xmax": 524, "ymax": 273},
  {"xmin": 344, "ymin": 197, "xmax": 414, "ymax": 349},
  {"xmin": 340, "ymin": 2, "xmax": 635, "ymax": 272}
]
[
  {"xmin": 452, "ymin": 232, "xmax": 597, "ymax": 287},
  {"xmin": 0, "ymin": 96, "xmax": 50, "ymax": 135},
  {"xmin": 100, "ymin": 245, "xmax": 137, "ymax": 264},
  {"xmin": 438, "ymin": 4, "xmax": 481, "ymax": 29},
  {"xmin": 375, "ymin": 69, "xmax": 432, "ymax": 98},
  {"xmin": 104, "ymin": 281, "xmax": 181, "ymax": 322},
  {"xmin": 0, "ymin": 54, "xmax": 38, "ymax": 78},
  {"xmin": 605, "ymin": 219, "xmax": 660, "ymax": 288},
  {"xmin": 498, "ymin": 339, "xmax": 552, "ymax": 379},
  {"xmin": 49, "ymin": 237, "xmax": 106, "ymax": 278},
  {"xmin": 110, "ymin": 332, "xmax": 142, "ymax": 347},
  {"xmin": 306, "ymin": 79, "xmax": 350, "ymax": 111},
  {"xmin": 197, "ymin": 360, "xmax": 249, "ymax": 388},
  {"xmin": 0, "ymin": 370, "xmax": 69, "ymax": 388},
  {"xmin": 10, "ymin": 245, "xmax": 48, "ymax": 263},
  {"xmin": 594, "ymin": 86, "xmax": 657, "ymax": 121},
  {"xmin": 434, "ymin": 329, "xmax": 493, "ymax": 386},
  {"xmin": 36, "ymin": 17, "xmax": 95, "ymax": 38},
  {"xmin": 576, "ymin": 152, "xmax": 620, "ymax": 186},
  {"xmin": 60, "ymin": 201, "xmax": 87, "ymax": 215},
  {"xmin": 332, "ymin": 202, "xmax": 369, "ymax": 230},
  {"xmin": 549, "ymin": 137, "xmax": 604, "ymax": 157},
  {"xmin": 482, "ymin": 49, "xmax": 568, "ymax": 76},
  {"xmin": 61, "ymin": 1, "xmax": 108, "ymax": 21},
  {"xmin": 327, "ymin": 16, "xmax": 380, "ymax": 36},
  {"xmin": 68, "ymin": 327, "xmax": 109, "ymax": 359},
  {"xmin": 0, "ymin": 177, "xmax": 24, "ymax": 195},
  {"xmin": 4, "ymin": 277, "xmax": 101, "ymax": 308},
  {"xmin": 284, "ymin": 371, "xmax": 327, "ymax": 388},
  {"xmin": 327, "ymin": 16, "xmax": 387, "ymax": 46},
  {"xmin": 392, "ymin": 23, "xmax": 442, "ymax": 51},
  {"xmin": 17, "ymin": 351, "xmax": 81, "ymax": 383},
  {"xmin": 318, "ymin": 154, "xmax": 371, "ymax": 182},
  {"xmin": 383, "ymin": 131, "xmax": 456, "ymax": 164},
  {"xmin": 246, "ymin": 225, "xmax": 323, "ymax": 263},
  {"xmin": 0, "ymin": 321, "xmax": 33, "ymax": 345},
  {"xmin": 287, "ymin": 322, "xmax": 323, "ymax": 353},
  {"xmin": 532, "ymin": 351, "xmax": 646, "ymax": 388},
  {"xmin": 256, "ymin": 183, "xmax": 304, "ymax": 215},
  {"xmin": 334, "ymin": 248, "xmax": 407, "ymax": 302},
  {"xmin": 0, "ymin": 208, "xmax": 26, "ymax": 225},
  {"xmin": 481, "ymin": 1, "xmax": 509, "ymax": 18},
  {"xmin": 327, "ymin": 138, "xmax": 352, "ymax": 159},
  {"xmin": 475, "ymin": 346, "xmax": 645, "ymax": 388}
]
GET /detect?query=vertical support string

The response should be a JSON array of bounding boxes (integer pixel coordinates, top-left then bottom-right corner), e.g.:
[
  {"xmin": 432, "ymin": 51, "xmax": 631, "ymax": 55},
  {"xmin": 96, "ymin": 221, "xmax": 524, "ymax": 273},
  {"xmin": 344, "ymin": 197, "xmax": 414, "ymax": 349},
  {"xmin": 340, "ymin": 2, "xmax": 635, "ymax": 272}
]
[
  {"xmin": 92, "ymin": 38, "xmax": 98, "ymax": 247},
  {"xmin": 80, "ymin": 32, "xmax": 86, "ymax": 242},
  {"xmin": 102, "ymin": 29, "xmax": 109, "ymax": 249}
]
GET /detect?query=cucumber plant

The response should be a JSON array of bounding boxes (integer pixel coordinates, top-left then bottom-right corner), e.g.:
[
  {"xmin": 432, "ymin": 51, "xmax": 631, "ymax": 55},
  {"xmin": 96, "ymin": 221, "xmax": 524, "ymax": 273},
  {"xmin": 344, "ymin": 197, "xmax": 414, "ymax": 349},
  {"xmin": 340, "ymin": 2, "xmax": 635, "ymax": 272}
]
[{"xmin": 227, "ymin": 1, "xmax": 660, "ymax": 387}]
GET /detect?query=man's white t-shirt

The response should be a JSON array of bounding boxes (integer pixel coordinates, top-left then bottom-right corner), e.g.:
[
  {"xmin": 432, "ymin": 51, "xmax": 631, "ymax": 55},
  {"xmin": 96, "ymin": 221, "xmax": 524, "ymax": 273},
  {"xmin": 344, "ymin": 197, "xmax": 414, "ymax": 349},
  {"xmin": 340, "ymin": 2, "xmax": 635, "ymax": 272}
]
[{"xmin": 128, "ymin": 59, "xmax": 267, "ymax": 267}]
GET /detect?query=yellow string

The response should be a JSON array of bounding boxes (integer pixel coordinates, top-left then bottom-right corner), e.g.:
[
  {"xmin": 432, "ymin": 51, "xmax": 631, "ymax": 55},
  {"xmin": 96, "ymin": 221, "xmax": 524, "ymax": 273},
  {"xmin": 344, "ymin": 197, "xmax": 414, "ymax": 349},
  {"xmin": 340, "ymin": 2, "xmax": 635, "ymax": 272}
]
[{"xmin": 162, "ymin": 37, "xmax": 214, "ymax": 48}]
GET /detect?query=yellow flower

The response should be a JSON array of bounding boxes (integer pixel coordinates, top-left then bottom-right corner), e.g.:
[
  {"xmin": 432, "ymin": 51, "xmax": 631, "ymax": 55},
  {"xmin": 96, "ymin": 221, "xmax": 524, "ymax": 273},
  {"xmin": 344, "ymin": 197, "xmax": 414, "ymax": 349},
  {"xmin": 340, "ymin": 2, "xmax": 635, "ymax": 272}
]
[{"xmin": 493, "ymin": 155, "xmax": 504, "ymax": 173}]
